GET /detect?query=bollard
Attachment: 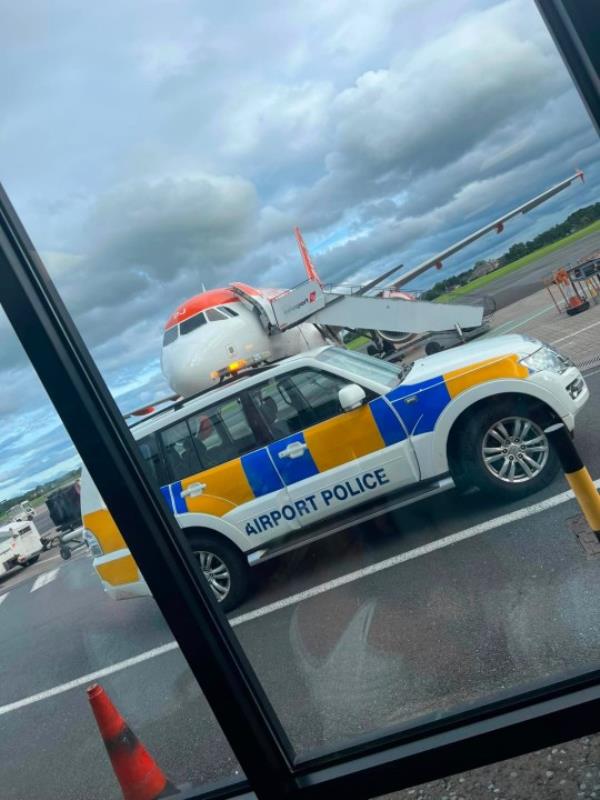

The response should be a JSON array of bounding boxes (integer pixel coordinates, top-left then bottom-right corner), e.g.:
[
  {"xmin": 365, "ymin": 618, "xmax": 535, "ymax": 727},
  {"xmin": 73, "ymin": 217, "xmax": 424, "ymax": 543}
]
[{"xmin": 545, "ymin": 423, "xmax": 600, "ymax": 538}]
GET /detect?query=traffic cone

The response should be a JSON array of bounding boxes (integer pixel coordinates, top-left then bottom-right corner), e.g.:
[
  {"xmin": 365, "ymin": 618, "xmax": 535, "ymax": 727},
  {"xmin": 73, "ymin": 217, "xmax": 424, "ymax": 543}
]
[{"xmin": 87, "ymin": 684, "xmax": 179, "ymax": 800}]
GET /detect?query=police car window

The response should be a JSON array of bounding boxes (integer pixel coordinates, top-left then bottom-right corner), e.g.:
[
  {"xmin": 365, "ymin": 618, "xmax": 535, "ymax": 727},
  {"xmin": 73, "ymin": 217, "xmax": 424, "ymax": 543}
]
[
  {"xmin": 138, "ymin": 433, "xmax": 169, "ymax": 486},
  {"xmin": 188, "ymin": 397, "xmax": 258, "ymax": 469},
  {"xmin": 160, "ymin": 420, "xmax": 203, "ymax": 482},
  {"xmin": 288, "ymin": 369, "xmax": 350, "ymax": 426},
  {"xmin": 248, "ymin": 379, "xmax": 303, "ymax": 439},
  {"xmin": 162, "ymin": 326, "xmax": 178, "ymax": 347},
  {"xmin": 179, "ymin": 312, "xmax": 206, "ymax": 335},
  {"xmin": 205, "ymin": 308, "xmax": 227, "ymax": 322},
  {"xmin": 250, "ymin": 369, "xmax": 351, "ymax": 439},
  {"xmin": 207, "ymin": 398, "xmax": 257, "ymax": 457},
  {"xmin": 220, "ymin": 306, "xmax": 238, "ymax": 317}
]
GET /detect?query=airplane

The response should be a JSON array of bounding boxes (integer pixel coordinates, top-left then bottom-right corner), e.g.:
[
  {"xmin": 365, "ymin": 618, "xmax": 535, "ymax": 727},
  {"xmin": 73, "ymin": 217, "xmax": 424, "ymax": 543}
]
[{"xmin": 156, "ymin": 171, "xmax": 583, "ymax": 400}]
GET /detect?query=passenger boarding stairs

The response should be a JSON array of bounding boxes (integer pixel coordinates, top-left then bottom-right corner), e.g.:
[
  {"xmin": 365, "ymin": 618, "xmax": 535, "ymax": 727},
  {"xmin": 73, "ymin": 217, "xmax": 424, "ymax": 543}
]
[{"xmin": 229, "ymin": 280, "xmax": 484, "ymax": 338}]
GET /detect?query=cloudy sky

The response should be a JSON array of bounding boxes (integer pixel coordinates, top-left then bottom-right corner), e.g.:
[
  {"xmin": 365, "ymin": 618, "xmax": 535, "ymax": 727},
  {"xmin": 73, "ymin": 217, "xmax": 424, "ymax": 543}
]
[{"xmin": 0, "ymin": 0, "xmax": 598, "ymax": 497}]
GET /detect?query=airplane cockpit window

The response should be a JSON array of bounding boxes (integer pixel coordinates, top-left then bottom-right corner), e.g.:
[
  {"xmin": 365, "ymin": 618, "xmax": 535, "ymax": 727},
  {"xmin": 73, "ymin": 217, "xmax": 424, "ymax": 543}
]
[
  {"xmin": 220, "ymin": 306, "xmax": 239, "ymax": 318},
  {"xmin": 205, "ymin": 308, "xmax": 228, "ymax": 322},
  {"xmin": 162, "ymin": 326, "xmax": 178, "ymax": 346},
  {"xmin": 180, "ymin": 312, "xmax": 207, "ymax": 335}
]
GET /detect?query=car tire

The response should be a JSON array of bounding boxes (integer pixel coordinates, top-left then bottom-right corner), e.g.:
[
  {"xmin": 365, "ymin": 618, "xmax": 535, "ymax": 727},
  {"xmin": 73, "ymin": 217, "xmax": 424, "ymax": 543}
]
[
  {"xmin": 27, "ymin": 555, "xmax": 40, "ymax": 565},
  {"xmin": 460, "ymin": 401, "xmax": 559, "ymax": 500},
  {"xmin": 187, "ymin": 531, "xmax": 249, "ymax": 613}
]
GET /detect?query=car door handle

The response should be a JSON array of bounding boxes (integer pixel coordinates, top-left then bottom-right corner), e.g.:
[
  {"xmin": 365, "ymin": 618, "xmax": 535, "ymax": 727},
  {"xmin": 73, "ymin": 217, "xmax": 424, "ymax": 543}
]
[
  {"xmin": 278, "ymin": 441, "xmax": 308, "ymax": 459},
  {"xmin": 180, "ymin": 482, "xmax": 206, "ymax": 498}
]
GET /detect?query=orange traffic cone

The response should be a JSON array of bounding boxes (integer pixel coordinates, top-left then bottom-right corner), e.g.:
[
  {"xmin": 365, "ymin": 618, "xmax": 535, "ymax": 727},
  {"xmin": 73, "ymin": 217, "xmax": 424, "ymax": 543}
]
[{"xmin": 87, "ymin": 684, "xmax": 179, "ymax": 800}]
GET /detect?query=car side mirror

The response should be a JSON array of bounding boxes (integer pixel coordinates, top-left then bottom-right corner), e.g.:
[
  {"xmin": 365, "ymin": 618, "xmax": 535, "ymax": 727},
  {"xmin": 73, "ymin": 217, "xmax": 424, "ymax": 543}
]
[{"xmin": 338, "ymin": 383, "xmax": 366, "ymax": 412}]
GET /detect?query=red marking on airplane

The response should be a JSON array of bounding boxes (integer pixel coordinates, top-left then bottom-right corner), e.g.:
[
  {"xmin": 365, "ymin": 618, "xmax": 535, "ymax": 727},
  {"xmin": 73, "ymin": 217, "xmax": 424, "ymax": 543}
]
[{"xmin": 165, "ymin": 288, "xmax": 241, "ymax": 330}]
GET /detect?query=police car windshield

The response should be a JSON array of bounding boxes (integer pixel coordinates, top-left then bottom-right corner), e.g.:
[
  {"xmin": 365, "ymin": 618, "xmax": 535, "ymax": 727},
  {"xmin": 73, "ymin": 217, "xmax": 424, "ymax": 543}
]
[{"xmin": 317, "ymin": 347, "xmax": 407, "ymax": 388}]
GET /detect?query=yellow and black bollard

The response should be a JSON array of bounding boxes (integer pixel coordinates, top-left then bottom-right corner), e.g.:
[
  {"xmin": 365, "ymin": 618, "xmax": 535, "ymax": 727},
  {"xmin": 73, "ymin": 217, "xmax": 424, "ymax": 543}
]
[{"xmin": 545, "ymin": 422, "xmax": 600, "ymax": 538}]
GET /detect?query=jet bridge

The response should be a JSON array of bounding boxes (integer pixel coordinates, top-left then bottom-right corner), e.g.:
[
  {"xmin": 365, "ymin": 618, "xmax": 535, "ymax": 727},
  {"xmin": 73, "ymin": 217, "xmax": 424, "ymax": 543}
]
[{"xmin": 229, "ymin": 279, "xmax": 484, "ymax": 337}]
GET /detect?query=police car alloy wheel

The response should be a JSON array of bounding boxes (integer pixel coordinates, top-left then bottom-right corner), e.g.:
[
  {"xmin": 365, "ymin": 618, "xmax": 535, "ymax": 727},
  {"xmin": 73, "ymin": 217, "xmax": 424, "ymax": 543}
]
[
  {"xmin": 481, "ymin": 416, "xmax": 549, "ymax": 483},
  {"xmin": 460, "ymin": 401, "xmax": 559, "ymax": 499},
  {"xmin": 196, "ymin": 551, "xmax": 231, "ymax": 602},
  {"xmin": 188, "ymin": 532, "xmax": 249, "ymax": 612}
]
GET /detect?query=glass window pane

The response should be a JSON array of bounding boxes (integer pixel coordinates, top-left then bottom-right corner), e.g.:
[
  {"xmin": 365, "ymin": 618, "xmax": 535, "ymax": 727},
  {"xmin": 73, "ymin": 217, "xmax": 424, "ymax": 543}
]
[
  {"xmin": 287, "ymin": 369, "xmax": 350, "ymax": 425},
  {"xmin": 160, "ymin": 419, "xmax": 203, "ymax": 481},
  {"xmin": 180, "ymin": 313, "xmax": 206, "ymax": 336},
  {"xmin": 138, "ymin": 433, "xmax": 170, "ymax": 486},
  {"xmin": 3, "ymin": 0, "xmax": 600, "ymax": 791},
  {"xmin": 205, "ymin": 308, "xmax": 227, "ymax": 322},
  {"xmin": 162, "ymin": 326, "xmax": 178, "ymax": 347}
]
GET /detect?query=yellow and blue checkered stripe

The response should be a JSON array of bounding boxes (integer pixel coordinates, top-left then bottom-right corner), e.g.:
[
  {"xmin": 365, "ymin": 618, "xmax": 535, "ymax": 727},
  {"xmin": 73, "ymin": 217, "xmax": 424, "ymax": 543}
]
[
  {"xmin": 160, "ymin": 396, "xmax": 406, "ymax": 514},
  {"xmin": 387, "ymin": 353, "xmax": 529, "ymax": 435},
  {"xmin": 160, "ymin": 354, "xmax": 529, "ymax": 515}
]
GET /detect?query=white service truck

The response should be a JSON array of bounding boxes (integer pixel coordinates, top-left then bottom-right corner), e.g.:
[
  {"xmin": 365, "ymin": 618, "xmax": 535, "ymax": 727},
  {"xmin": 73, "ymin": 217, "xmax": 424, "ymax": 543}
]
[
  {"xmin": 9, "ymin": 501, "xmax": 36, "ymax": 521},
  {"xmin": 0, "ymin": 520, "xmax": 43, "ymax": 575}
]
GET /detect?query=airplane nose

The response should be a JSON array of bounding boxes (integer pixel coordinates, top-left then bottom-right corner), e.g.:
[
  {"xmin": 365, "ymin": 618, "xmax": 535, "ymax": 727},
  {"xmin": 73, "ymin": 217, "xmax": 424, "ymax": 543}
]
[{"xmin": 162, "ymin": 336, "xmax": 219, "ymax": 397}]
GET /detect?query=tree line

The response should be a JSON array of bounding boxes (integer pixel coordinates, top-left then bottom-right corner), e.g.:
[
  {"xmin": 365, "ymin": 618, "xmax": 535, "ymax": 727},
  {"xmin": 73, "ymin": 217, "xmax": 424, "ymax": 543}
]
[{"xmin": 421, "ymin": 201, "xmax": 600, "ymax": 301}]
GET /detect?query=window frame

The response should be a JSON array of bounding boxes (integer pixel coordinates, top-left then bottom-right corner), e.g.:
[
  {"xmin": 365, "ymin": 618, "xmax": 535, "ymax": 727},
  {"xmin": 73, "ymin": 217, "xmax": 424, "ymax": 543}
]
[{"xmin": 0, "ymin": 3, "xmax": 599, "ymax": 797}]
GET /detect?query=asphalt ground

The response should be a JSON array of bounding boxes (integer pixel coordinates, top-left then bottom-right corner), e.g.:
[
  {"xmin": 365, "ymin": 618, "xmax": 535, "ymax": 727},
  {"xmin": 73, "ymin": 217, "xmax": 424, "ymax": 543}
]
[
  {"xmin": 461, "ymin": 230, "xmax": 600, "ymax": 310},
  {"xmin": 1, "ymin": 367, "xmax": 600, "ymax": 799}
]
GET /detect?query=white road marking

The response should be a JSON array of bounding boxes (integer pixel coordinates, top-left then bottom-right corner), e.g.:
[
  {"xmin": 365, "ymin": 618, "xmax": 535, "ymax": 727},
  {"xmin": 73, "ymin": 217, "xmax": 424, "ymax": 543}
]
[
  {"xmin": 0, "ymin": 642, "xmax": 179, "ymax": 717},
  {"xmin": 30, "ymin": 569, "xmax": 59, "ymax": 593},
  {"xmin": 1, "ymin": 480, "xmax": 598, "ymax": 717},
  {"xmin": 488, "ymin": 304, "xmax": 555, "ymax": 336},
  {"xmin": 551, "ymin": 319, "xmax": 600, "ymax": 345},
  {"xmin": 0, "ymin": 593, "xmax": 9, "ymax": 607},
  {"xmin": 230, "ymin": 479, "xmax": 600, "ymax": 627}
]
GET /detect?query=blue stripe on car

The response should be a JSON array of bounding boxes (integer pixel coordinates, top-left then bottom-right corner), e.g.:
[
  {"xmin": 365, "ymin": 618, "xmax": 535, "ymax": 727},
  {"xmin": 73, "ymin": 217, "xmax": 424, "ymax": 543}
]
[
  {"xmin": 241, "ymin": 449, "xmax": 284, "ymax": 496},
  {"xmin": 369, "ymin": 397, "xmax": 407, "ymax": 445},
  {"xmin": 388, "ymin": 377, "xmax": 451, "ymax": 434},
  {"xmin": 268, "ymin": 432, "xmax": 319, "ymax": 485},
  {"xmin": 171, "ymin": 481, "xmax": 187, "ymax": 513}
]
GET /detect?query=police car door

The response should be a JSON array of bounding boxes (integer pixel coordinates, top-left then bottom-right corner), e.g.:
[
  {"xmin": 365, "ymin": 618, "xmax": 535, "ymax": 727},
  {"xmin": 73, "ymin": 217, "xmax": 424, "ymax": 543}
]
[
  {"xmin": 248, "ymin": 368, "xmax": 417, "ymax": 530},
  {"xmin": 155, "ymin": 396, "xmax": 297, "ymax": 543}
]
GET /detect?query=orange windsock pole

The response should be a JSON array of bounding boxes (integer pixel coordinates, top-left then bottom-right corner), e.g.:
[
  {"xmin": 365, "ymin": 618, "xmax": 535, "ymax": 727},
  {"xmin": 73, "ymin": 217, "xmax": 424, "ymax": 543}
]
[{"xmin": 87, "ymin": 684, "xmax": 178, "ymax": 800}]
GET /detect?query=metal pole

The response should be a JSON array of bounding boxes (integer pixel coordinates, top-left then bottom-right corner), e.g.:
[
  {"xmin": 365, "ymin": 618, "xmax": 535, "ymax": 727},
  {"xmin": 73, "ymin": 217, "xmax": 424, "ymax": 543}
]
[{"xmin": 545, "ymin": 423, "xmax": 600, "ymax": 536}]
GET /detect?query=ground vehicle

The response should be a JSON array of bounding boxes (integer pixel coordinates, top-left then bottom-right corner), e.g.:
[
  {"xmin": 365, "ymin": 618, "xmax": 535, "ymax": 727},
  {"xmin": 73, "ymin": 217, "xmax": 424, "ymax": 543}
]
[
  {"xmin": 47, "ymin": 483, "xmax": 82, "ymax": 533},
  {"xmin": 0, "ymin": 520, "xmax": 43, "ymax": 575},
  {"xmin": 82, "ymin": 335, "xmax": 588, "ymax": 611},
  {"xmin": 9, "ymin": 501, "xmax": 36, "ymax": 522}
]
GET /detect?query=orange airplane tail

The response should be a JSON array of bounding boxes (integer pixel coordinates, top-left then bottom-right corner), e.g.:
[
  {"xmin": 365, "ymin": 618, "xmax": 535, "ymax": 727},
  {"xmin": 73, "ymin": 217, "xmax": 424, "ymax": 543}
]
[{"xmin": 295, "ymin": 227, "xmax": 322, "ymax": 285}]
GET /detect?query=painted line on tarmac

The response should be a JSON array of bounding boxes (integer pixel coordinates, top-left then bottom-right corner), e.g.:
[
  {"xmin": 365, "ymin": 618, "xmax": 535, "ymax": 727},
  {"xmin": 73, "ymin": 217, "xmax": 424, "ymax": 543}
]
[
  {"xmin": 230, "ymin": 479, "xmax": 600, "ymax": 627},
  {"xmin": 551, "ymin": 319, "xmax": 600, "ymax": 346},
  {"xmin": 0, "ymin": 593, "xmax": 8, "ymax": 607},
  {"xmin": 1, "ymin": 480, "xmax": 598, "ymax": 717},
  {"xmin": 30, "ymin": 568, "xmax": 59, "ymax": 593},
  {"xmin": 0, "ymin": 642, "xmax": 179, "ymax": 717},
  {"xmin": 488, "ymin": 304, "xmax": 555, "ymax": 336}
]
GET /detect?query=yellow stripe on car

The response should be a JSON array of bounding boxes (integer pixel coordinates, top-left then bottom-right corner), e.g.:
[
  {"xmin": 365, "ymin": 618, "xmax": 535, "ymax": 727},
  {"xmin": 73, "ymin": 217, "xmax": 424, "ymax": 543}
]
[
  {"xmin": 182, "ymin": 458, "xmax": 255, "ymax": 516},
  {"xmin": 304, "ymin": 405, "xmax": 386, "ymax": 472},
  {"xmin": 96, "ymin": 553, "xmax": 139, "ymax": 586},
  {"xmin": 83, "ymin": 509, "xmax": 126, "ymax": 554},
  {"xmin": 443, "ymin": 354, "xmax": 528, "ymax": 399}
]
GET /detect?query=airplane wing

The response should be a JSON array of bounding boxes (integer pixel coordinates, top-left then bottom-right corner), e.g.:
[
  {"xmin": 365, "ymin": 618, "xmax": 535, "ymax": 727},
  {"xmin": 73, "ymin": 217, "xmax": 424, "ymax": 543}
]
[{"xmin": 355, "ymin": 170, "xmax": 585, "ymax": 293}]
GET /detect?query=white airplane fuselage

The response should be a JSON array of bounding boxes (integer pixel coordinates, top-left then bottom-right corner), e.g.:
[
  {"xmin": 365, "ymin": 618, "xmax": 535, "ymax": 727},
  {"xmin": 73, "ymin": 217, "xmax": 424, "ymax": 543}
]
[{"xmin": 161, "ymin": 288, "xmax": 327, "ymax": 397}]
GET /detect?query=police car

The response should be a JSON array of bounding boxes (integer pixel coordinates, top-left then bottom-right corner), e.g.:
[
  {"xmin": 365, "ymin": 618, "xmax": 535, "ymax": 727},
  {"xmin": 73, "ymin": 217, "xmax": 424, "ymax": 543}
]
[{"xmin": 81, "ymin": 334, "xmax": 588, "ymax": 611}]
